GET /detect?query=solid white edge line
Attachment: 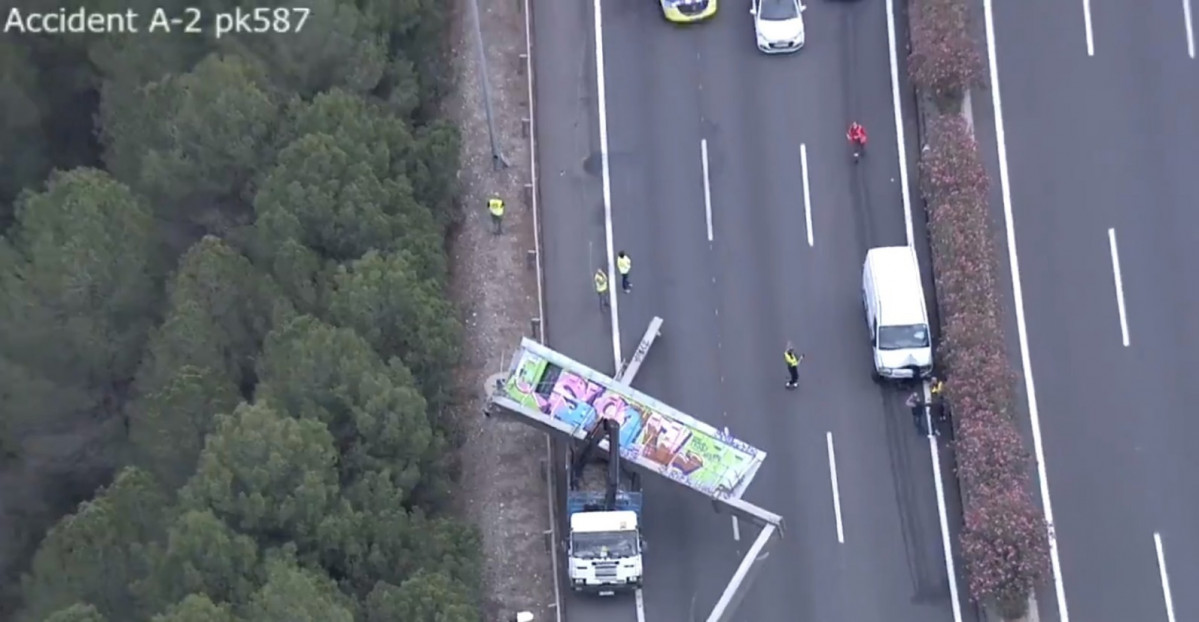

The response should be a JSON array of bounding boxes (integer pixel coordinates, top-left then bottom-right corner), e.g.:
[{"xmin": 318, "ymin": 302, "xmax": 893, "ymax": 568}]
[
  {"xmin": 594, "ymin": 4, "xmax": 637, "ymax": 620},
  {"xmin": 1107, "ymin": 228, "xmax": 1131, "ymax": 347},
  {"xmin": 521, "ymin": 0, "xmax": 564, "ymax": 618},
  {"xmin": 921, "ymin": 381, "xmax": 962, "ymax": 622},
  {"xmin": 983, "ymin": 0, "xmax": 1071, "ymax": 619},
  {"xmin": 702, "ymin": 139, "xmax": 714, "ymax": 242},
  {"xmin": 1154, "ymin": 533, "xmax": 1177, "ymax": 622},
  {"xmin": 1184, "ymin": 0, "xmax": 1196, "ymax": 58},
  {"xmin": 885, "ymin": 0, "xmax": 961, "ymax": 618},
  {"xmin": 800, "ymin": 143, "xmax": 814, "ymax": 247},
  {"xmin": 731, "ymin": 516, "xmax": 741, "ymax": 541},
  {"xmin": 591, "ymin": 0, "xmax": 622, "ymax": 370},
  {"xmin": 1083, "ymin": 0, "xmax": 1095, "ymax": 56},
  {"xmin": 825, "ymin": 432, "xmax": 845, "ymax": 544},
  {"xmin": 885, "ymin": 0, "xmax": 915, "ymax": 245}
]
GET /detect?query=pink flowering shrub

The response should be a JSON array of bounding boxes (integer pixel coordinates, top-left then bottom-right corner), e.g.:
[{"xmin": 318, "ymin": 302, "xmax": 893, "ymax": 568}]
[
  {"xmin": 919, "ymin": 113, "xmax": 1050, "ymax": 617},
  {"xmin": 908, "ymin": 0, "xmax": 984, "ymax": 110},
  {"xmin": 961, "ymin": 483, "xmax": 1052, "ymax": 618}
]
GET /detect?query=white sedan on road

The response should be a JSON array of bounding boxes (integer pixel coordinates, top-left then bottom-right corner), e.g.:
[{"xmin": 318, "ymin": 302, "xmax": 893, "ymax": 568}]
[{"xmin": 751, "ymin": 0, "xmax": 806, "ymax": 53}]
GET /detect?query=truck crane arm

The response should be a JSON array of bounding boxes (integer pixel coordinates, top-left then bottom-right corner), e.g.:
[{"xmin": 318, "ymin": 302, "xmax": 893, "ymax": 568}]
[
  {"xmin": 605, "ymin": 418, "xmax": 621, "ymax": 510},
  {"xmin": 570, "ymin": 418, "xmax": 608, "ymax": 492}
]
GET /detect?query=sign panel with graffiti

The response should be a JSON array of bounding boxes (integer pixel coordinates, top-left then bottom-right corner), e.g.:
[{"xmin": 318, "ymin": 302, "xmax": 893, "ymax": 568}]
[{"xmin": 501, "ymin": 340, "xmax": 766, "ymax": 499}]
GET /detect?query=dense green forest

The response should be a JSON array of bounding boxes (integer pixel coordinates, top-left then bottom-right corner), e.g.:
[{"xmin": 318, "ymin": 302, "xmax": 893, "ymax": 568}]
[{"xmin": 0, "ymin": 1, "xmax": 480, "ymax": 620}]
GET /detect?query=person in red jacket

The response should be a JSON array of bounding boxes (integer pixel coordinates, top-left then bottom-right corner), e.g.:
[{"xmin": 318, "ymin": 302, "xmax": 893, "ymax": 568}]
[{"xmin": 847, "ymin": 122, "xmax": 868, "ymax": 160}]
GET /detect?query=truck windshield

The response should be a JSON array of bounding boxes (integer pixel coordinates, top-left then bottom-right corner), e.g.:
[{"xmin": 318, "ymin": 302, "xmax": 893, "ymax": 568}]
[
  {"xmin": 877, "ymin": 325, "xmax": 930, "ymax": 350},
  {"xmin": 572, "ymin": 531, "xmax": 639, "ymax": 559}
]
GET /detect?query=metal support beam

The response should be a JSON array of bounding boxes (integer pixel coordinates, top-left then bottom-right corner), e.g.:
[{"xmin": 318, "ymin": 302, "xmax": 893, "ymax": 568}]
[
  {"xmin": 705, "ymin": 523, "xmax": 779, "ymax": 622},
  {"xmin": 616, "ymin": 316, "xmax": 663, "ymax": 384},
  {"xmin": 711, "ymin": 495, "xmax": 786, "ymax": 534},
  {"xmin": 467, "ymin": 0, "xmax": 509, "ymax": 169}
]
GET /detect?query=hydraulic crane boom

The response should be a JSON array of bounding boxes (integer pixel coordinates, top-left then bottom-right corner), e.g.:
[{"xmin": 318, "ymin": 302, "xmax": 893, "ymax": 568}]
[
  {"xmin": 605, "ymin": 418, "xmax": 620, "ymax": 510},
  {"xmin": 569, "ymin": 418, "xmax": 628, "ymax": 512},
  {"xmin": 569, "ymin": 418, "xmax": 606, "ymax": 492}
]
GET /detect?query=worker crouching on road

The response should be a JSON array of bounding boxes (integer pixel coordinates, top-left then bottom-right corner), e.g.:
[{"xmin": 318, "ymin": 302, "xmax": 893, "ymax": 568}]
[
  {"xmin": 905, "ymin": 391, "xmax": 929, "ymax": 435},
  {"xmin": 907, "ymin": 382, "xmax": 951, "ymax": 438},
  {"xmin": 488, "ymin": 197, "xmax": 504, "ymax": 234}
]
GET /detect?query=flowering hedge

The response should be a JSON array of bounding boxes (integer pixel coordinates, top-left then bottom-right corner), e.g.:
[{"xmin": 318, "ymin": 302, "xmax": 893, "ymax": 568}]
[
  {"xmin": 962, "ymin": 482, "xmax": 1052, "ymax": 617},
  {"xmin": 908, "ymin": 0, "xmax": 984, "ymax": 110},
  {"xmin": 919, "ymin": 113, "xmax": 1051, "ymax": 619}
]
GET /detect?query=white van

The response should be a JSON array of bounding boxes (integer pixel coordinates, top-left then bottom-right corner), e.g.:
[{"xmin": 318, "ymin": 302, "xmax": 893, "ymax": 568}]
[{"xmin": 862, "ymin": 246, "xmax": 933, "ymax": 380}]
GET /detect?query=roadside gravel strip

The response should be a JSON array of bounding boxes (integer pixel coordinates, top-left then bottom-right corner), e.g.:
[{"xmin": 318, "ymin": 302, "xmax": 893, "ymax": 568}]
[{"xmin": 446, "ymin": 0, "xmax": 559, "ymax": 619}]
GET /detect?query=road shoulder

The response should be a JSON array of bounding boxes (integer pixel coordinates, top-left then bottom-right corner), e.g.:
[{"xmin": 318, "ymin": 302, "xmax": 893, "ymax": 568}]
[{"xmin": 445, "ymin": 0, "xmax": 557, "ymax": 619}]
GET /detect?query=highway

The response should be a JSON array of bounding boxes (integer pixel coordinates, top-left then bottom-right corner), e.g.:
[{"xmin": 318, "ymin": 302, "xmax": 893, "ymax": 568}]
[
  {"xmin": 980, "ymin": 0, "xmax": 1198, "ymax": 621},
  {"xmin": 533, "ymin": 0, "xmax": 971, "ymax": 620}
]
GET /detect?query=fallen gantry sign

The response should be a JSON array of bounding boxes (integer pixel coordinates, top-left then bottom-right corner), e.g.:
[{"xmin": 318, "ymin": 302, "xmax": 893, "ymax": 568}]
[{"xmin": 486, "ymin": 317, "xmax": 784, "ymax": 622}]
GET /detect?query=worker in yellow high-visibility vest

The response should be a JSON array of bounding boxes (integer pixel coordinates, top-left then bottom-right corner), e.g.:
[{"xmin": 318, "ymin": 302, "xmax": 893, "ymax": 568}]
[
  {"xmin": 616, "ymin": 251, "xmax": 632, "ymax": 293},
  {"xmin": 929, "ymin": 376, "xmax": 945, "ymax": 399},
  {"xmin": 784, "ymin": 344, "xmax": 803, "ymax": 389},
  {"xmin": 594, "ymin": 268, "xmax": 609, "ymax": 309},
  {"xmin": 488, "ymin": 197, "xmax": 504, "ymax": 234}
]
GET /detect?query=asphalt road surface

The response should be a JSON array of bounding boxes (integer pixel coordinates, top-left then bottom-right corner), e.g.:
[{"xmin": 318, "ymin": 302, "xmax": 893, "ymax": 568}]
[
  {"xmin": 533, "ymin": 0, "xmax": 972, "ymax": 620},
  {"xmin": 982, "ymin": 1, "xmax": 1199, "ymax": 621}
]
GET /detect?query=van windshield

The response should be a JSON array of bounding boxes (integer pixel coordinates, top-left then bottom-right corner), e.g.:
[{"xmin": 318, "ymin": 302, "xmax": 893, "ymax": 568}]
[{"xmin": 877, "ymin": 325, "xmax": 930, "ymax": 350}]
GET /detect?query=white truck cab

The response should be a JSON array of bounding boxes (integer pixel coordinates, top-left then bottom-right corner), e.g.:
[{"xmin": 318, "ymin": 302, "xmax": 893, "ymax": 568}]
[
  {"xmin": 862, "ymin": 246, "xmax": 933, "ymax": 380},
  {"xmin": 567, "ymin": 510, "xmax": 643, "ymax": 594}
]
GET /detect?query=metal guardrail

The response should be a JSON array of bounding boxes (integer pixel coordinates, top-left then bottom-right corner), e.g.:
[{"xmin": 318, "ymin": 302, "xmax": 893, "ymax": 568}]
[{"xmin": 516, "ymin": 0, "xmax": 562, "ymax": 618}]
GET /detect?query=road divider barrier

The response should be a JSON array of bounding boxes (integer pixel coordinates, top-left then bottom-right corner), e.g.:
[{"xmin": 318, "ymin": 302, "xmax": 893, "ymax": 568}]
[{"xmin": 907, "ymin": 0, "xmax": 1053, "ymax": 619}]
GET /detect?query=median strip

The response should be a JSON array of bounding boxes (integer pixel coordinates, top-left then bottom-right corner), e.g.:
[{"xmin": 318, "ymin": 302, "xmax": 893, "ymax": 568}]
[{"xmin": 907, "ymin": 0, "xmax": 1053, "ymax": 619}]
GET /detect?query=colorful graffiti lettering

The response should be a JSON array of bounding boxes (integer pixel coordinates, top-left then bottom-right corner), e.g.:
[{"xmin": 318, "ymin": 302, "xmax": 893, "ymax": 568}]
[
  {"xmin": 552, "ymin": 371, "xmax": 602, "ymax": 404},
  {"xmin": 716, "ymin": 428, "xmax": 759, "ymax": 456},
  {"xmin": 593, "ymin": 392, "xmax": 648, "ymax": 447},
  {"xmin": 668, "ymin": 433, "xmax": 755, "ymax": 493},
  {"xmin": 544, "ymin": 391, "xmax": 596, "ymax": 430},
  {"xmin": 500, "ymin": 350, "xmax": 765, "ymax": 498},
  {"xmin": 504, "ymin": 352, "xmax": 549, "ymax": 410},
  {"xmin": 637, "ymin": 414, "xmax": 691, "ymax": 468}
]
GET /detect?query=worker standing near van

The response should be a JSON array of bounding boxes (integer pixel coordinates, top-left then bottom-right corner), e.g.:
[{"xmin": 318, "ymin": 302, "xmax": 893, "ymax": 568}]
[
  {"xmin": 616, "ymin": 251, "xmax": 632, "ymax": 293},
  {"xmin": 929, "ymin": 376, "xmax": 945, "ymax": 398},
  {"xmin": 784, "ymin": 345, "xmax": 803, "ymax": 389},
  {"xmin": 594, "ymin": 268, "xmax": 609, "ymax": 309},
  {"xmin": 928, "ymin": 376, "xmax": 948, "ymax": 436}
]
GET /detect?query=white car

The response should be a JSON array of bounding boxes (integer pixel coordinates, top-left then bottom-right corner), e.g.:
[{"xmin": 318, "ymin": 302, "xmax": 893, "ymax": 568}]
[{"xmin": 750, "ymin": 0, "xmax": 806, "ymax": 53}]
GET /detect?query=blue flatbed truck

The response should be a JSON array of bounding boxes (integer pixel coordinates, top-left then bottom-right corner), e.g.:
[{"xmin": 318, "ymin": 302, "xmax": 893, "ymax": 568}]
[{"xmin": 565, "ymin": 418, "xmax": 644, "ymax": 595}]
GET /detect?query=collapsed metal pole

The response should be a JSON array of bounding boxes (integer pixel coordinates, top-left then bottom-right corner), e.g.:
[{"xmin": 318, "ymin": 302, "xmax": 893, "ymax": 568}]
[
  {"xmin": 706, "ymin": 522, "xmax": 779, "ymax": 622},
  {"xmin": 615, "ymin": 316, "xmax": 663, "ymax": 384},
  {"xmin": 468, "ymin": 0, "xmax": 510, "ymax": 170}
]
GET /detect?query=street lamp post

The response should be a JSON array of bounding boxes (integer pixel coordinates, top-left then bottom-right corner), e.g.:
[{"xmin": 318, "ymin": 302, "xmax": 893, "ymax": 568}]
[{"xmin": 468, "ymin": 0, "xmax": 511, "ymax": 170}]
